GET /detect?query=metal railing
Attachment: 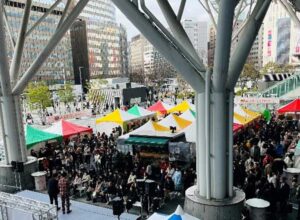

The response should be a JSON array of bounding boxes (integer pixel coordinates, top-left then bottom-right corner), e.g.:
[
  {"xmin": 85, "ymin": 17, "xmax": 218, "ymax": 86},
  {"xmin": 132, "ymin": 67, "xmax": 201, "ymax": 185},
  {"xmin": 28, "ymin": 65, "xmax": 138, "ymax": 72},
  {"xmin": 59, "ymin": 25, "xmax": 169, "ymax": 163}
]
[{"xmin": 256, "ymin": 71, "xmax": 300, "ymax": 98}]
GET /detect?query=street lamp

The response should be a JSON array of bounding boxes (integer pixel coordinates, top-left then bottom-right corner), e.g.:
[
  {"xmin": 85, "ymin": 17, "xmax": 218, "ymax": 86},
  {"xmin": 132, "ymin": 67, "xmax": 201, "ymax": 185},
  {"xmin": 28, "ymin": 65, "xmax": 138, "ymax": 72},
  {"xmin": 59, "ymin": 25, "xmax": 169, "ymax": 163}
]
[
  {"xmin": 148, "ymin": 90, "xmax": 152, "ymax": 103},
  {"xmin": 79, "ymin": 67, "xmax": 84, "ymax": 109}
]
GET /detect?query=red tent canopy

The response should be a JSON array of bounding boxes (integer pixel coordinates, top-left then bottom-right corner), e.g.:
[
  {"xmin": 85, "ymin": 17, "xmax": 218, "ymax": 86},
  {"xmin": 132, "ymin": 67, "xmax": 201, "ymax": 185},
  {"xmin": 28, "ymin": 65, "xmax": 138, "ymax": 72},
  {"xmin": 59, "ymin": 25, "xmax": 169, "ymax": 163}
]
[
  {"xmin": 233, "ymin": 123, "xmax": 243, "ymax": 132},
  {"xmin": 278, "ymin": 99, "xmax": 300, "ymax": 113},
  {"xmin": 44, "ymin": 119, "xmax": 93, "ymax": 138},
  {"xmin": 147, "ymin": 101, "xmax": 172, "ymax": 114}
]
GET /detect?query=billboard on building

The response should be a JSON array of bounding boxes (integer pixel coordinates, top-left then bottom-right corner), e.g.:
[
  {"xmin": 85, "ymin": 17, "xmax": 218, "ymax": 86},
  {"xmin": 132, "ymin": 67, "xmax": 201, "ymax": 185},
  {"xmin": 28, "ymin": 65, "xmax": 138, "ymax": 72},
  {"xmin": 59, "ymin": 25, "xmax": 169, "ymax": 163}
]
[{"xmin": 276, "ymin": 17, "xmax": 291, "ymax": 64}]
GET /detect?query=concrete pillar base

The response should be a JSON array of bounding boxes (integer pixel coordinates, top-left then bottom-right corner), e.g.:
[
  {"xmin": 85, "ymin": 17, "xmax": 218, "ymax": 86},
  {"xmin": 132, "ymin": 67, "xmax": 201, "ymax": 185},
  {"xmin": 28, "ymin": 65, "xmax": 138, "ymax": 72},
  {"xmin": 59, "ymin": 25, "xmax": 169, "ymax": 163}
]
[
  {"xmin": 0, "ymin": 156, "xmax": 38, "ymax": 193},
  {"xmin": 185, "ymin": 185, "xmax": 245, "ymax": 220}
]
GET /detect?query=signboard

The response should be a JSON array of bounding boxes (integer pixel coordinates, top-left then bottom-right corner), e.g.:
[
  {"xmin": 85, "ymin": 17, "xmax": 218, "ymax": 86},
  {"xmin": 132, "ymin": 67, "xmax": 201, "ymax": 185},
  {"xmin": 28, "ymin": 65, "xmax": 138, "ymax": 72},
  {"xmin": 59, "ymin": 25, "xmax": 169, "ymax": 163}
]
[
  {"xmin": 235, "ymin": 97, "xmax": 280, "ymax": 104},
  {"xmin": 267, "ymin": 30, "xmax": 272, "ymax": 56},
  {"xmin": 168, "ymin": 142, "xmax": 194, "ymax": 162}
]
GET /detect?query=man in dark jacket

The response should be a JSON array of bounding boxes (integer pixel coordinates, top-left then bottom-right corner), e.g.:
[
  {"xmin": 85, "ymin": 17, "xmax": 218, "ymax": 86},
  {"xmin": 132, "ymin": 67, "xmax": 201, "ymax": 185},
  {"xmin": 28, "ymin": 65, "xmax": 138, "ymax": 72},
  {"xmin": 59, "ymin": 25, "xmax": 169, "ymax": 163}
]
[
  {"xmin": 48, "ymin": 173, "xmax": 60, "ymax": 211},
  {"xmin": 278, "ymin": 176, "xmax": 290, "ymax": 214}
]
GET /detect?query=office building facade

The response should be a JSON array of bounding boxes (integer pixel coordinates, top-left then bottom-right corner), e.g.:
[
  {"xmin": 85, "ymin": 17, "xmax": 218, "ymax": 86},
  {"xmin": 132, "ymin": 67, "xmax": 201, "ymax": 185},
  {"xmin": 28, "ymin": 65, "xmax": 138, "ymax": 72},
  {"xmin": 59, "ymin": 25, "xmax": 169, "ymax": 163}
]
[
  {"xmin": 182, "ymin": 19, "xmax": 208, "ymax": 65},
  {"xmin": 4, "ymin": 0, "xmax": 73, "ymax": 84},
  {"xmin": 263, "ymin": 2, "xmax": 300, "ymax": 65},
  {"xmin": 76, "ymin": 0, "xmax": 129, "ymax": 78}
]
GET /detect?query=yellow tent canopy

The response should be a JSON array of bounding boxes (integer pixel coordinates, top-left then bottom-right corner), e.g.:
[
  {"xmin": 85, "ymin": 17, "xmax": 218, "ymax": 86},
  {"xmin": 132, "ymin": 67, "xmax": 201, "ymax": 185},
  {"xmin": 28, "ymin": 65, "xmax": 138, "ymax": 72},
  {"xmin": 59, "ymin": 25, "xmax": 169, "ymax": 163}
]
[
  {"xmin": 242, "ymin": 107, "xmax": 261, "ymax": 119},
  {"xmin": 152, "ymin": 121, "xmax": 170, "ymax": 132},
  {"xmin": 234, "ymin": 112, "xmax": 253, "ymax": 125},
  {"xmin": 168, "ymin": 100, "xmax": 195, "ymax": 113},
  {"xmin": 158, "ymin": 113, "xmax": 192, "ymax": 129},
  {"xmin": 96, "ymin": 109, "xmax": 138, "ymax": 125}
]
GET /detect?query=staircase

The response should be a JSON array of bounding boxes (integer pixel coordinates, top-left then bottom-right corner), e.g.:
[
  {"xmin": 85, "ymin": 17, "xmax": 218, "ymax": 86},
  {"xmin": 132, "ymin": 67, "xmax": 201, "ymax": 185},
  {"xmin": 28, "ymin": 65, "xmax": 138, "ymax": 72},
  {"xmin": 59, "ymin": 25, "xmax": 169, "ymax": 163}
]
[
  {"xmin": 89, "ymin": 89, "xmax": 122, "ymax": 112},
  {"xmin": 256, "ymin": 71, "xmax": 300, "ymax": 98}
]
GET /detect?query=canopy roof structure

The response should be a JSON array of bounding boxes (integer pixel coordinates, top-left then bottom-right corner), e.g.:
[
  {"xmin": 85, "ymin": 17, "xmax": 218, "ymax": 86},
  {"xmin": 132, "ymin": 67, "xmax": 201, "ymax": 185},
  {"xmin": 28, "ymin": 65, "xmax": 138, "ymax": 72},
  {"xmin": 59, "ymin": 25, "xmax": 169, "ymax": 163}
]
[
  {"xmin": 127, "ymin": 105, "xmax": 156, "ymax": 117},
  {"xmin": 26, "ymin": 125, "xmax": 62, "ymax": 149},
  {"xmin": 180, "ymin": 109, "xmax": 196, "ymax": 121},
  {"xmin": 96, "ymin": 109, "xmax": 138, "ymax": 125},
  {"xmin": 147, "ymin": 101, "xmax": 174, "ymax": 114},
  {"xmin": 278, "ymin": 99, "xmax": 300, "ymax": 113},
  {"xmin": 44, "ymin": 120, "xmax": 93, "ymax": 138},
  {"xmin": 168, "ymin": 100, "xmax": 195, "ymax": 113},
  {"xmin": 125, "ymin": 136, "xmax": 169, "ymax": 146},
  {"xmin": 119, "ymin": 120, "xmax": 170, "ymax": 140},
  {"xmin": 158, "ymin": 114, "xmax": 192, "ymax": 130}
]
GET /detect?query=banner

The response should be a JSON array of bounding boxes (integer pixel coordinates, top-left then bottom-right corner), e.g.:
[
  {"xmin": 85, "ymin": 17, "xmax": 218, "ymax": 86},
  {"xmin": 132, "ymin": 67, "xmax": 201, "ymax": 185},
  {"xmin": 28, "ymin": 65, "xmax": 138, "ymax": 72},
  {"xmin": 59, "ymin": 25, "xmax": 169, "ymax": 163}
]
[
  {"xmin": 235, "ymin": 97, "xmax": 280, "ymax": 104},
  {"xmin": 46, "ymin": 111, "xmax": 89, "ymax": 124}
]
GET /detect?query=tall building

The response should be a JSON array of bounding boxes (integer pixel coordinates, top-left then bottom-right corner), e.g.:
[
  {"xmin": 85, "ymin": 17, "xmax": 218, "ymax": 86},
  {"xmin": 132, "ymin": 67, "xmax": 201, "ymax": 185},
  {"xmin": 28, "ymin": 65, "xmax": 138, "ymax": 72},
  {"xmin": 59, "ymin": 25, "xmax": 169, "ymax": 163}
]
[
  {"xmin": 263, "ymin": 2, "xmax": 300, "ymax": 66},
  {"xmin": 247, "ymin": 26, "xmax": 264, "ymax": 70},
  {"xmin": 129, "ymin": 34, "xmax": 177, "ymax": 84},
  {"xmin": 76, "ymin": 0, "xmax": 128, "ymax": 78},
  {"xmin": 182, "ymin": 19, "xmax": 208, "ymax": 64},
  {"xmin": 5, "ymin": 0, "xmax": 73, "ymax": 84},
  {"xmin": 70, "ymin": 19, "xmax": 90, "ymax": 91},
  {"xmin": 208, "ymin": 25, "xmax": 216, "ymax": 67},
  {"xmin": 129, "ymin": 34, "xmax": 147, "ymax": 83}
]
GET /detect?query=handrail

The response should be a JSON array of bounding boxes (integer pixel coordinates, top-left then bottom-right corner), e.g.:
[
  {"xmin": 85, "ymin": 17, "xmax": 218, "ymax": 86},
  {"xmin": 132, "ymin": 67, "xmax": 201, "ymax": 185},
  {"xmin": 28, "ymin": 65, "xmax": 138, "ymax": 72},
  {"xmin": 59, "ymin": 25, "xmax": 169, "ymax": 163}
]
[{"xmin": 256, "ymin": 71, "xmax": 300, "ymax": 97}]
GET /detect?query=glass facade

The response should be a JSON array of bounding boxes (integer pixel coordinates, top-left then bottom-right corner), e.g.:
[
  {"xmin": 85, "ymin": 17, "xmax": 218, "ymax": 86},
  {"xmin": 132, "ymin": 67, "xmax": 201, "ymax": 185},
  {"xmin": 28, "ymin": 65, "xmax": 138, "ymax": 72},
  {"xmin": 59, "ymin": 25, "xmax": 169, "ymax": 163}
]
[
  {"xmin": 5, "ymin": 0, "xmax": 73, "ymax": 84},
  {"xmin": 77, "ymin": 0, "xmax": 128, "ymax": 78}
]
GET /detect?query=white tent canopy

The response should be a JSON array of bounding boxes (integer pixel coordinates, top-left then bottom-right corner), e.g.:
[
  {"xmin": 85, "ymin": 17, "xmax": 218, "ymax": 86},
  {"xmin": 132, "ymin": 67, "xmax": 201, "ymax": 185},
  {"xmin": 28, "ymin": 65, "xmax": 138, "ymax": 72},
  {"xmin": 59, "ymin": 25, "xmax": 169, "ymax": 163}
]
[
  {"xmin": 180, "ymin": 110, "xmax": 196, "ymax": 121},
  {"xmin": 148, "ymin": 205, "xmax": 200, "ymax": 220}
]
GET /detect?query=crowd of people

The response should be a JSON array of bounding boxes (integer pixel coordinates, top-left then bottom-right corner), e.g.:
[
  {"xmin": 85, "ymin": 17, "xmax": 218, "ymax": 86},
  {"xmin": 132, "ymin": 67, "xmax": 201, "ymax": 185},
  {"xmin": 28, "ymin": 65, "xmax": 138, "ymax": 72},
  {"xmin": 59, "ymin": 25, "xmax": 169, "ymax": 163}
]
[
  {"xmin": 31, "ymin": 125, "xmax": 196, "ymax": 216},
  {"xmin": 233, "ymin": 114, "xmax": 300, "ymax": 219},
  {"xmin": 30, "ymin": 108, "xmax": 300, "ymax": 218}
]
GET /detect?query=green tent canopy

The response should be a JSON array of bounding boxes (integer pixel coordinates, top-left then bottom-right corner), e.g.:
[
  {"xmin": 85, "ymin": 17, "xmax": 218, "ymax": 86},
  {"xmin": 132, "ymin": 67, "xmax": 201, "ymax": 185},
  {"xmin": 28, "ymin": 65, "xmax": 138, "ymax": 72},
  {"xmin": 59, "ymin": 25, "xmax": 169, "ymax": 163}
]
[
  {"xmin": 125, "ymin": 136, "xmax": 169, "ymax": 146},
  {"xmin": 26, "ymin": 125, "xmax": 62, "ymax": 149},
  {"xmin": 127, "ymin": 105, "xmax": 155, "ymax": 117}
]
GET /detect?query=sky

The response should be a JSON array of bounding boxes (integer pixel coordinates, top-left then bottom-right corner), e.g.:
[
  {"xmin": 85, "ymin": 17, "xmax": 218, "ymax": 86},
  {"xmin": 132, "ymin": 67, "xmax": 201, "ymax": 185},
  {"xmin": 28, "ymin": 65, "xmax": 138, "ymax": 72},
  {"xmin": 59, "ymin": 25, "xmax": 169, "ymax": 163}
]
[{"xmin": 115, "ymin": 0, "xmax": 210, "ymax": 40}]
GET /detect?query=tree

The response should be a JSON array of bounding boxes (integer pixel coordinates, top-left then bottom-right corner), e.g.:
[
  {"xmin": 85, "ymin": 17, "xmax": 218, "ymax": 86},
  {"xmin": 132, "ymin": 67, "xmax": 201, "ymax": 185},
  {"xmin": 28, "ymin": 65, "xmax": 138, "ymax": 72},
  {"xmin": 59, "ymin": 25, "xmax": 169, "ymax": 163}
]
[
  {"xmin": 238, "ymin": 63, "xmax": 260, "ymax": 95},
  {"xmin": 57, "ymin": 84, "xmax": 75, "ymax": 105},
  {"xmin": 25, "ymin": 82, "xmax": 52, "ymax": 111},
  {"xmin": 260, "ymin": 62, "xmax": 295, "ymax": 75}
]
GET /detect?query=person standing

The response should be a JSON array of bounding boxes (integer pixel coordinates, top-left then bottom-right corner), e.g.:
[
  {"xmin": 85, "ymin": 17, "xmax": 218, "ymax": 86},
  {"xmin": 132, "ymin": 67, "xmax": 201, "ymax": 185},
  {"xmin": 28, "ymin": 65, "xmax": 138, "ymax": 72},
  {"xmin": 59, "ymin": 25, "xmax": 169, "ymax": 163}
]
[
  {"xmin": 48, "ymin": 173, "xmax": 60, "ymax": 211},
  {"xmin": 58, "ymin": 172, "xmax": 72, "ymax": 214}
]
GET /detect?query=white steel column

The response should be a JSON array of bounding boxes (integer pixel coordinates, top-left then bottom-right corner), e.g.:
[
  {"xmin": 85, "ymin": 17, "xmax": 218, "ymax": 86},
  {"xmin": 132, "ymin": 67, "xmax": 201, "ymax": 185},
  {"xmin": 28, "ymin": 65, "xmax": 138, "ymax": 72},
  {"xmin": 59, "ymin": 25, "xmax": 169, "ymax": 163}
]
[
  {"xmin": 0, "ymin": 4, "xmax": 24, "ymax": 162},
  {"xmin": 111, "ymin": 0, "xmax": 205, "ymax": 92},
  {"xmin": 196, "ymin": 92, "xmax": 206, "ymax": 197},
  {"xmin": 211, "ymin": 0, "xmax": 235, "ymax": 199},
  {"xmin": 10, "ymin": 0, "xmax": 32, "ymax": 83},
  {"xmin": 157, "ymin": 0, "xmax": 202, "ymax": 64}
]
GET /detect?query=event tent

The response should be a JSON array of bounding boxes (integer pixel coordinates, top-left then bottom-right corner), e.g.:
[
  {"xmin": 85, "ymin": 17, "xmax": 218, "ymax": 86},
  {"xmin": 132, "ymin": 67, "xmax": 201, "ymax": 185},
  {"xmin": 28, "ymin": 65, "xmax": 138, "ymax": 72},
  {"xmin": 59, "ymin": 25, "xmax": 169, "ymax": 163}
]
[
  {"xmin": 26, "ymin": 125, "xmax": 62, "ymax": 149},
  {"xmin": 127, "ymin": 105, "xmax": 156, "ymax": 118},
  {"xmin": 44, "ymin": 120, "xmax": 93, "ymax": 138},
  {"xmin": 233, "ymin": 123, "xmax": 243, "ymax": 132},
  {"xmin": 234, "ymin": 105, "xmax": 253, "ymax": 119},
  {"xmin": 168, "ymin": 100, "xmax": 195, "ymax": 113},
  {"xmin": 234, "ymin": 112, "xmax": 253, "ymax": 125},
  {"xmin": 118, "ymin": 120, "xmax": 170, "ymax": 140},
  {"xmin": 147, "ymin": 101, "xmax": 173, "ymax": 114},
  {"xmin": 242, "ymin": 107, "xmax": 261, "ymax": 119},
  {"xmin": 148, "ymin": 205, "xmax": 200, "ymax": 220},
  {"xmin": 95, "ymin": 109, "xmax": 138, "ymax": 125},
  {"xmin": 180, "ymin": 109, "xmax": 196, "ymax": 121},
  {"xmin": 278, "ymin": 98, "xmax": 300, "ymax": 113},
  {"xmin": 158, "ymin": 114, "xmax": 192, "ymax": 130}
]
